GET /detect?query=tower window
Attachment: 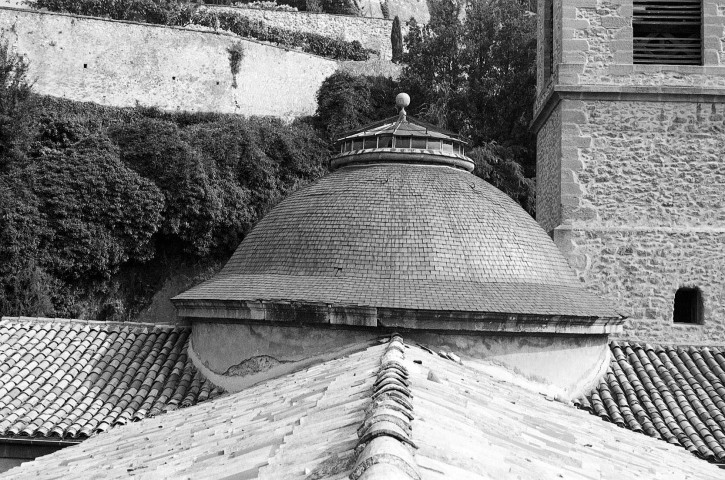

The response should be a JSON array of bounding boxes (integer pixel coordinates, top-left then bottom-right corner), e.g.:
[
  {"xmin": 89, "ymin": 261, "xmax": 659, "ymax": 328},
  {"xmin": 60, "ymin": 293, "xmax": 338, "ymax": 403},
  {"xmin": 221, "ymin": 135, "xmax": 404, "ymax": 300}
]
[
  {"xmin": 673, "ymin": 287, "xmax": 703, "ymax": 324},
  {"xmin": 633, "ymin": 0, "xmax": 702, "ymax": 65}
]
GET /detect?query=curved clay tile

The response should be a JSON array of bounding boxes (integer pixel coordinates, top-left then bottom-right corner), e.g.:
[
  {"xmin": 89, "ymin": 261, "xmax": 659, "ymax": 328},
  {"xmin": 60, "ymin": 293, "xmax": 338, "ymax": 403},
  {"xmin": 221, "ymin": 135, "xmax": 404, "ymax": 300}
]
[{"xmin": 0, "ymin": 318, "xmax": 221, "ymax": 441}]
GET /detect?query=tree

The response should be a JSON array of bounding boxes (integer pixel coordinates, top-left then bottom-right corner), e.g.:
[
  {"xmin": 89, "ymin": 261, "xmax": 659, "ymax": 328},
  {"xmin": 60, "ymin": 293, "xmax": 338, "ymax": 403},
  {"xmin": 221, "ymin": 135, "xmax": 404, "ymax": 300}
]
[
  {"xmin": 398, "ymin": 0, "xmax": 538, "ymax": 211},
  {"xmin": 391, "ymin": 16, "xmax": 403, "ymax": 63},
  {"xmin": 0, "ymin": 40, "xmax": 32, "ymax": 171}
]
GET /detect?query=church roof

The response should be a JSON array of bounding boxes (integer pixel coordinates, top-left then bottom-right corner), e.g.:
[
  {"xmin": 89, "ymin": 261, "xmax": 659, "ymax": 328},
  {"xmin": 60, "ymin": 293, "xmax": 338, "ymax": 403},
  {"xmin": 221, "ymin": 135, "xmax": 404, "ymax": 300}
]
[
  {"xmin": 4, "ymin": 336, "xmax": 720, "ymax": 479},
  {"xmin": 0, "ymin": 317, "xmax": 222, "ymax": 441},
  {"xmin": 577, "ymin": 341, "xmax": 725, "ymax": 464},
  {"xmin": 174, "ymin": 163, "xmax": 622, "ymax": 331}
]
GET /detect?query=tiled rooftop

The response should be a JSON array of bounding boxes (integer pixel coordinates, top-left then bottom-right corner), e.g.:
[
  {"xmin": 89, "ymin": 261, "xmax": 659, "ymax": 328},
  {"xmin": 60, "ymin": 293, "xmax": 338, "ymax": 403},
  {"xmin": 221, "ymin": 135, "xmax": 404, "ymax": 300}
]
[
  {"xmin": 5, "ymin": 336, "xmax": 720, "ymax": 479},
  {"xmin": 175, "ymin": 164, "xmax": 622, "ymax": 323},
  {"xmin": 0, "ymin": 317, "xmax": 222, "ymax": 441},
  {"xmin": 577, "ymin": 341, "xmax": 725, "ymax": 465}
]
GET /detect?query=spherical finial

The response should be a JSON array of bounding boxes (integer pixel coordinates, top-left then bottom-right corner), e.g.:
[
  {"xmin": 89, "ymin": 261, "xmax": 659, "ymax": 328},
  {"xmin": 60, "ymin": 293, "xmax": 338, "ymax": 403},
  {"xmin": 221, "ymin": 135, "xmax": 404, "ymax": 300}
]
[{"xmin": 396, "ymin": 93, "xmax": 410, "ymax": 109}]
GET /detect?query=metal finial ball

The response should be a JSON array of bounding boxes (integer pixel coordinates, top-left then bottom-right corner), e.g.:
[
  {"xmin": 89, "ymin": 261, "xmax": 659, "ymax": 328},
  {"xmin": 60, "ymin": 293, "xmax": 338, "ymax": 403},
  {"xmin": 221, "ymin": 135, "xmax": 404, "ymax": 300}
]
[{"xmin": 395, "ymin": 93, "xmax": 410, "ymax": 109}]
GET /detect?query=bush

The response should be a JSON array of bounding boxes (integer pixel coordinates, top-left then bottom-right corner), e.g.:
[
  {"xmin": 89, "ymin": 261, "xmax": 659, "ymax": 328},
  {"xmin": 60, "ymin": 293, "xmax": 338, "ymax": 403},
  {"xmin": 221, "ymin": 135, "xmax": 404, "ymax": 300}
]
[
  {"xmin": 0, "ymin": 70, "xmax": 329, "ymax": 318},
  {"xmin": 314, "ymin": 71, "xmax": 398, "ymax": 142}
]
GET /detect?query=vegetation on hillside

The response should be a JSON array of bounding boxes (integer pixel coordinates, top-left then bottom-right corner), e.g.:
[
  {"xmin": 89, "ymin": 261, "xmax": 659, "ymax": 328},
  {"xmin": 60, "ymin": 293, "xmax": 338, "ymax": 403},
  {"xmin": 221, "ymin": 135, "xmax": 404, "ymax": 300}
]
[
  {"xmin": 0, "ymin": 45, "xmax": 328, "ymax": 319},
  {"xmin": 29, "ymin": 0, "xmax": 375, "ymax": 60}
]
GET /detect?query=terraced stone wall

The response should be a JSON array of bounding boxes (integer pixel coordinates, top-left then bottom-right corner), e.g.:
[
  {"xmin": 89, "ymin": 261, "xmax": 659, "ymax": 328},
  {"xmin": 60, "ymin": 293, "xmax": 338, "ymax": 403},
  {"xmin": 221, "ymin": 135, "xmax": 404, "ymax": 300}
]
[
  {"xmin": 0, "ymin": 8, "xmax": 337, "ymax": 118},
  {"xmin": 211, "ymin": 6, "xmax": 397, "ymax": 60},
  {"xmin": 552, "ymin": 98, "xmax": 725, "ymax": 344}
]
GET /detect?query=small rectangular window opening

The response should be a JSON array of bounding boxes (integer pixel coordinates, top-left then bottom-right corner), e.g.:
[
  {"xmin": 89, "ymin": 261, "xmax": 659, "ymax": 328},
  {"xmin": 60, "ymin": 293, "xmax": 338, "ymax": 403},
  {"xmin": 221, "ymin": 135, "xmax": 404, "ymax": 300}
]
[
  {"xmin": 633, "ymin": 0, "xmax": 702, "ymax": 65},
  {"xmin": 673, "ymin": 287, "xmax": 703, "ymax": 324}
]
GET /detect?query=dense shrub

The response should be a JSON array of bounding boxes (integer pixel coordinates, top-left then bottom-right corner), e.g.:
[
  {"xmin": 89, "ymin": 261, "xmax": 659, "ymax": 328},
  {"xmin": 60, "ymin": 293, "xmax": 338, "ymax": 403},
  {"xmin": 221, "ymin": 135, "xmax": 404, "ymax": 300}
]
[
  {"xmin": 314, "ymin": 71, "xmax": 398, "ymax": 142},
  {"xmin": 0, "ymin": 84, "xmax": 328, "ymax": 318},
  {"xmin": 30, "ymin": 0, "xmax": 376, "ymax": 60}
]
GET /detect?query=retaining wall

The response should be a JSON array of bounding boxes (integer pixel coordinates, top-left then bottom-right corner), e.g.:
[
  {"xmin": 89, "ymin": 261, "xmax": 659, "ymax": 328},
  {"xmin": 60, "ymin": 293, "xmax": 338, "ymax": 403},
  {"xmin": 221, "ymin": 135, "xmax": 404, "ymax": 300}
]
[
  {"xmin": 0, "ymin": 8, "xmax": 338, "ymax": 118},
  {"xmin": 212, "ymin": 6, "xmax": 397, "ymax": 59}
]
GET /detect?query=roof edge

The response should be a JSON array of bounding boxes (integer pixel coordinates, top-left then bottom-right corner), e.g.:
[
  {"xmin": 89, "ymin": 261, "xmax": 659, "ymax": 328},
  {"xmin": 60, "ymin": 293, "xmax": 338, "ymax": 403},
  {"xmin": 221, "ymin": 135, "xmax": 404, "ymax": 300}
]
[
  {"xmin": 0, "ymin": 316, "xmax": 184, "ymax": 331},
  {"xmin": 172, "ymin": 298, "xmax": 624, "ymax": 334}
]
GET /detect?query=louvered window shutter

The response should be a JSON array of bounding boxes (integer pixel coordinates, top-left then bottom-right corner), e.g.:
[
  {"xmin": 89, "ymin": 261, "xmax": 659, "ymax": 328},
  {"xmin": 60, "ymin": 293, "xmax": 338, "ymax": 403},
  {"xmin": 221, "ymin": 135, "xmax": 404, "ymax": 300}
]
[{"xmin": 633, "ymin": 0, "xmax": 702, "ymax": 65}]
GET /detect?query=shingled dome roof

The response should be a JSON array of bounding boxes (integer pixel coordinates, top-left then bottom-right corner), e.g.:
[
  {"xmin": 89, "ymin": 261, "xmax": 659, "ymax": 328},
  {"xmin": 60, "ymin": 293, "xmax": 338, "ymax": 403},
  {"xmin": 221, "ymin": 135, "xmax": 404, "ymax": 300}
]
[{"xmin": 174, "ymin": 95, "xmax": 623, "ymax": 333}]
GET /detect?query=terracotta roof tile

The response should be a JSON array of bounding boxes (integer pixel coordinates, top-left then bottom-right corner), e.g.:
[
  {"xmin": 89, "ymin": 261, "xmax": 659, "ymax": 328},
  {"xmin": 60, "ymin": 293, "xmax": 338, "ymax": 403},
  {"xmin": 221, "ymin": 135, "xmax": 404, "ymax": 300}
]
[
  {"xmin": 4, "ymin": 337, "xmax": 721, "ymax": 479},
  {"xmin": 577, "ymin": 341, "xmax": 725, "ymax": 463},
  {"xmin": 0, "ymin": 316, "xmax": 222, "ymax": 441}
]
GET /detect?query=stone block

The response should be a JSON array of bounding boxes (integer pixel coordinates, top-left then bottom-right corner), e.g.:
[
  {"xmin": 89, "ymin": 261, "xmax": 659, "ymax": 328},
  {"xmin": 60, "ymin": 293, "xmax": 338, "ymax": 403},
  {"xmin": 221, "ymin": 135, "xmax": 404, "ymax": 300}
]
[
  {"xmin": 601, "ymin": 16, "xmax": 629, "ymax": 29},
  {"xmin": 562, "ymin": 123, "xmax": 583, "ymax": 136},
  {"xmin": 613, "ymin": 51, "xmax": 633, "ymax": 64},
  {"xmin": 562, "ymin": 181, "xmax": 584, "ymax": 196},
  {"xmin": 607, "ymin": 64, "xmax": 634, "ymax": 75},
  {"xmin": 562, "ymin": 109, "xmax": 587, "ymax": 124},
  {"xmin": 703, "ymin": 24, "xmax": 724, "ymax": 36},
  {"xmin": 610, "ymin": 39, "xmax": 632, "ymax": 53},
  {"xmin": 563, "ymin": 39, "xmax": 590, "ymax": 51},
  {"xmin": 572, "ymin": 0, "xmax": 597, "ymax": 7},
  {"xmin": 562, "ymin": 158, "xmax": 585, "ymax": 173},
  {"xmin": 704, "ymin": 49, "xmax": 720, "ymax": 66},
  {"xmin": 614, "ymin": 27, "xmax": 633, "ymax": 39},
  {"xmin": 617, "ymin": 4, "xmax": 633, "ymax": 17},
  {"xmin": 703, "ymin": 37, "xmax": 722, "ymax": 49},
  {"xmin": 568, "ymin": 19, "xmax": 591, "ymax": 30},
  {"xmin": 561, "ymin": 27, "xmax": 576, "ymax": 40},
  {"xmin": 562, "ymin": 6, "xmax": 578, "ymax": 19},
  {"xmin": 558, "ymin": 73, "xmax": 580, "ymax": 85},
  {"xmin": 562, "ymin": 50, "xmax": 587, "ymax": 64},
  {"xmin": 559, "ymin": 63, "xmax": 586, "ymax": 74},
  {"xmin": 563, "ymin": 135, "xmax": 593, "ymax": 148}
]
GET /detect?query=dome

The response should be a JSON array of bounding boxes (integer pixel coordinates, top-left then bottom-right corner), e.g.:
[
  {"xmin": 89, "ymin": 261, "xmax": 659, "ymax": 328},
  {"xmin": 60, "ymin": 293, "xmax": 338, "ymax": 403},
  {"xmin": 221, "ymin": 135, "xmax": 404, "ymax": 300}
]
[{"xmin": 174, "ymin": 101, "xmax": 622, "ymax": 333}]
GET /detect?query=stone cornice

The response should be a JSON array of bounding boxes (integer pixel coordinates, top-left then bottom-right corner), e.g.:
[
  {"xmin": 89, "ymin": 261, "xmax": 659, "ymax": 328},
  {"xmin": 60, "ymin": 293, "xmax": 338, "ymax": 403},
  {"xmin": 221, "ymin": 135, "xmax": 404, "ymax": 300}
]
[{"xmin": 532, "ymin": 84, "xmax": 725, "ymax": 133}]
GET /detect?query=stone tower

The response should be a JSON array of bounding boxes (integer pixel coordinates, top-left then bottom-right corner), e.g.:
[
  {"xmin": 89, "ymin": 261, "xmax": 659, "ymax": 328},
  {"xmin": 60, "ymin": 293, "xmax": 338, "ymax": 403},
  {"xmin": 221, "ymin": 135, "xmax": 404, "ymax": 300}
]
[{"xmin": 532, "ymin": 0, "xmax": 725, "ymax": 343}]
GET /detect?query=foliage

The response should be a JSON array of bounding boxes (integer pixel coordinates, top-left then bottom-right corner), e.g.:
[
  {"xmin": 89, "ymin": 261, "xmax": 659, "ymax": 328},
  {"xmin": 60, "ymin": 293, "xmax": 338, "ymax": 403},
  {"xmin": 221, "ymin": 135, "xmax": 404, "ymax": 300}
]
[
  {"xmin": 468, "ymin": 143, "xmax": 536, "ymax": 215},
  {"xmin": 380, "ymin": 0, "xmax": 389, "ymax": 19},
  {"xmin": 314, "ymin": 71, "xmax": 398, "ymax": 142},
  {"xmin": 318, "ymin": 0, "xmax": 359, "ymax": 15},
  {"xmin": 0, "ymin": 85, "xmax": 328, "ymax": 318},
  {"xmin": 391, "ymin": 16, "xmax": 402, "ymax": 63},
  {"xmin": 399, "ymin": 0, "xmax": 537, "ymax": 209},
  {"xmin": 227, "ymin": 43, "xmax": 245, "ymax": 88},
  {"xmin": 30, "ymin": 0, "xmax": 375, "ymax": 60},
  {"xmin": 234, "ymin": 1, "xmax": 299, "ymax": 11},
  {"xmin": 0, "ymin": 41, "xmax": 32, "ymax": 172},
  {"xmin": 193, "ymin": 8, "xmax": 373, "ymax": 60}
]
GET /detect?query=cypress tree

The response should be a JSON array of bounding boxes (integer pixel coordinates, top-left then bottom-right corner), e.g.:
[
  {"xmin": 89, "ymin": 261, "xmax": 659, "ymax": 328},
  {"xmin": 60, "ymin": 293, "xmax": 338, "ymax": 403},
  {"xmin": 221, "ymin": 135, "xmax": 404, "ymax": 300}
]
[{"xmin": 391, "ymin": 16, "xmax": 403, "ymax": 63}]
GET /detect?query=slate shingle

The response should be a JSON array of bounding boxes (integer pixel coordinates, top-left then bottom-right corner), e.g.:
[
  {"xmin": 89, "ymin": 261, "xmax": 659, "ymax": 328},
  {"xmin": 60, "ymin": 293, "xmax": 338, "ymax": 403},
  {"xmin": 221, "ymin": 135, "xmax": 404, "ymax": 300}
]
[
  {"xmin": 175, "ymin": 164, "xmax": 622, "ymax": 321},
  {"xmin": 0, "ymin": 316, "xmax": 222, "ymax": 441}
]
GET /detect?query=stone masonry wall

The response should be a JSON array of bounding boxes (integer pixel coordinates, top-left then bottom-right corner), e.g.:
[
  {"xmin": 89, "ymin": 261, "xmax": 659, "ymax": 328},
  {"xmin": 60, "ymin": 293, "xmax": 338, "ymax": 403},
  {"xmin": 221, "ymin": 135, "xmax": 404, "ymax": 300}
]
[
  {"xmin": 556, "ymin": 0, "xmax": 725, "ymax": 87},
  {"xmin": 553, "ymin": 98, "xmax": 725, "ymax": 343},
  {"xmin": 211, "ymin": 6, "xmax": 397, "ymax": 60},
  {"xmin": 536, "ymin": 103, "xmax": 562, "ymax": 234},
  {"xmin": 0, "ymin": 8, "xmax": 337, "ymax": 118}
]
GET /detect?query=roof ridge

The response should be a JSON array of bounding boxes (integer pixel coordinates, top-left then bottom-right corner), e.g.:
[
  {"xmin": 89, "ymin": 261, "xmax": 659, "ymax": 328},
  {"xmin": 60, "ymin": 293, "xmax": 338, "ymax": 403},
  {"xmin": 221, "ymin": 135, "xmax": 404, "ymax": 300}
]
[
  {"xmin": 0, "ymin": 316, "xmax": 186, "ymax": 332},
  {"xmin": 350, "ymin": 335, "xmax": 421, "ymax": 480}
]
